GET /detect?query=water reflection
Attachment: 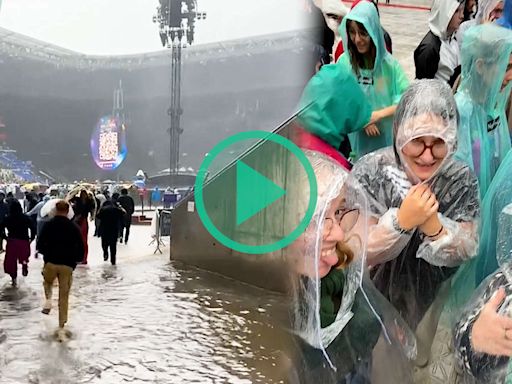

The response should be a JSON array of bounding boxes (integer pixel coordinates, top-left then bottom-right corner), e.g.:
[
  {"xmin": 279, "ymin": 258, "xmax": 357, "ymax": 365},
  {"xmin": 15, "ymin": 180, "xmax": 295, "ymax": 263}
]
[{"xmin": 0, "ymin": 257, "xmax": 291, "ymax": 383}]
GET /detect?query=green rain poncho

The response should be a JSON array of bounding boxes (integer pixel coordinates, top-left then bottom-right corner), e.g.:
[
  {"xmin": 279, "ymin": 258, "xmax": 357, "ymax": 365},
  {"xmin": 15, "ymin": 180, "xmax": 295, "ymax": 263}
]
[
  {"xmin": 338, "ymin": 1, "xmax": 409, "ymax": 160},
  {"xmin": 298, "ymin": 64, "xmax": 372, "ymax": 151},
  {"xmin": 454, "ymin": 23, "xmax": 512, "ymax": 198},
  {"xmin": 443, "ymin": 153, "xmax": 512, "ymax": 383},
  {"xmin": 475, "ymin": 149, "xmax": 512, "ymax": 284}
]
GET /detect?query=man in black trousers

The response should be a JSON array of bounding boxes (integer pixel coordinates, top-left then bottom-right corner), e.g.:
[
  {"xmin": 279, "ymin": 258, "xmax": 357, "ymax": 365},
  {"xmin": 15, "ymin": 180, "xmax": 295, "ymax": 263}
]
[
  {"xmin": 96, "ymin": 200, "xmax": 125, "ymax": 265},
  {"xmin": 117, "ymin": 188, "xmax": 135, "ymax": 244}
]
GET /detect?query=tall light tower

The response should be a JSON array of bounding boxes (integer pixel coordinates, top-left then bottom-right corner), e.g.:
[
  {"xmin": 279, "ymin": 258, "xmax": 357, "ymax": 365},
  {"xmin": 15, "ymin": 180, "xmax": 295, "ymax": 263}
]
[{"xmin": 154, "ymin": 0, "xmax": 206, "ymax": 177}]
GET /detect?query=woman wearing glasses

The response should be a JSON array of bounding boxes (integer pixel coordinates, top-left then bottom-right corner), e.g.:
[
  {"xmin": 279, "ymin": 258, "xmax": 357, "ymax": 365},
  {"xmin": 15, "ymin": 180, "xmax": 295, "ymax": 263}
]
[
  {"xmin": 287, "ymin": 150, "xmax": 415, "ymax": 383},
  {"xmin": 351, "ymin": 80, "xmax": 480, "ymax": 381}
]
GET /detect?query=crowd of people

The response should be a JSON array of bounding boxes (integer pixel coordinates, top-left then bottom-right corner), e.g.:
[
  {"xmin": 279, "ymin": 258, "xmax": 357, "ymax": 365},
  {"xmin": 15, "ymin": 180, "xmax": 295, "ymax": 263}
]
[
  {"xmin": 292, "ymin": 0, "xmax": 512, "ymax": 382},
  {"xmin": 0, "ymin": 185, "xmax": 135, "ymax": 339}
]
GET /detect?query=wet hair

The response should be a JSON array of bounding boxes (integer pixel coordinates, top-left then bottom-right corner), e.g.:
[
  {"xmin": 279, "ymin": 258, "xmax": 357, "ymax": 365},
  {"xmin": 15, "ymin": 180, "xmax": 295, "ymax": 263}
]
[
  {"xmin": 121, "ymin": 188, "xmax": 128, "ymax": 195},
  {"xmin": 55, "ymin": 200, "xmax": 70, "ymax": 214},
  {"xmin": 9, "ymin": 200, "xmax": 22, "ymax": 215},
  {"xmin": 334, "ymin": 233, "xmax": 362, "ymax": 269},
  {"xmin": 346, "ymin": 20, "xmax": 376, "ymax": 76}
]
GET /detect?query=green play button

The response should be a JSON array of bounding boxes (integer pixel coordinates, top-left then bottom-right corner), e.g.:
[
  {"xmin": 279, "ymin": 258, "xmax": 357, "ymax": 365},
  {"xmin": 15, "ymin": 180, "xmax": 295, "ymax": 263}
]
[
  {"xmin": 236, "ymin": 161, "xmax": 286, "ymax": 226},
  {"xmin": 195, "ymin": 130, "xmax": 317, "ymax": 255}
]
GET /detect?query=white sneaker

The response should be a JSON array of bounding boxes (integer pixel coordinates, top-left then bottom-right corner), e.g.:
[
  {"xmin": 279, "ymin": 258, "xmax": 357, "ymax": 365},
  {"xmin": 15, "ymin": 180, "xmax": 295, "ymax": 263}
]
[{"xmin": 56, "ymin": 328, "xmax": 67, "ymax": 342}]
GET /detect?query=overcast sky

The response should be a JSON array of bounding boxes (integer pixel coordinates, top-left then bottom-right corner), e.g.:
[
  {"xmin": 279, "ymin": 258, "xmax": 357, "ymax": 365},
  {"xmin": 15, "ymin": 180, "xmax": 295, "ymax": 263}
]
[{"xmin": 0, "ymin": 0, "xmax": 310, "ymax": 55}]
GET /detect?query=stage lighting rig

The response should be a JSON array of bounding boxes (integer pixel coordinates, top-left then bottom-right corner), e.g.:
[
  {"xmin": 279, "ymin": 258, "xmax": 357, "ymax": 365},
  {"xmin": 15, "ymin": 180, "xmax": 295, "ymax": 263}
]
[
  {"xmin": 153, "ymin": 1, "xmax": 206, "ymax": 177},
  {"xmin": 153, "ymin": 0, "xmax": 206, "ymax": 48}
]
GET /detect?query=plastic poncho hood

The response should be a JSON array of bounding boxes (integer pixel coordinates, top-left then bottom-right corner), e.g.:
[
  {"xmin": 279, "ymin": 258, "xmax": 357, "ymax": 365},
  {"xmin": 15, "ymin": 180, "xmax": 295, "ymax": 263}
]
[
  {"xmin": 393, "ymin": 79, "xmax": 459, "ymax": 184},
  {"xmin": 497, "ymin": 203, "xmax": 512, "ymax": 274},
  {"xmin": 476, "ymin": 0, "xmax": 503, "ymax": 22},
  {"xmin": 289, "ymin": 151, "xmax": 367, "ymax": 348},
  {"xmin": 339, "ymin": 1, "xmax": 386, "ymax": 72},
  {"xmin": 459, "ymin": 24, "xmax": 512, "ymax": 114},
  {"xmin": 455, "ymin": 24, "xmax": 512, "ymax": 197},
  {"xmin": 429, "ymin": 0, "xmax": 463, "ymax": 40},
  {"xmin": 458, "ymin": 0, "xmax": 503, "ymax": 46},
  {"xmin": 472, "ymin": 151, "xmax": 512, "ymax": 283},
  {"xmin": 297, "ymin": 64, "xmax": 371, "ymax": 150}
]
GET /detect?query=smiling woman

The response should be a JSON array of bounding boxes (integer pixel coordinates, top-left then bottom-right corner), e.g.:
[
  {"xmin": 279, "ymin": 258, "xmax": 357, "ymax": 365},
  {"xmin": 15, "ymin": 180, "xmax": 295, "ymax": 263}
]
[
  {"xmin": 285, "ymin": 150, "xmax": 416, "ymax": 383},
  {"xmin": 351, "ymin": 79, "xmax": 480, "ymax": 382}
]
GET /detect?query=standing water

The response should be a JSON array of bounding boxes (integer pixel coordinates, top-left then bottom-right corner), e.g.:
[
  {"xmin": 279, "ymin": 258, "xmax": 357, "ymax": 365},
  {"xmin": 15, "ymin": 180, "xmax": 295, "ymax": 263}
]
[{"xmin": 0, "ymin": 227, "xmax": 292, "ymax": 383}]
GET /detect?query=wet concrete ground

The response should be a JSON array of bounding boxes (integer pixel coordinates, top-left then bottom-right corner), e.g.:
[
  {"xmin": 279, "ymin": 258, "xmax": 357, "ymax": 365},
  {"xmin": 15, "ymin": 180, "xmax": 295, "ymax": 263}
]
[{"xmin": 0, "ymin": 226, "xmax": 291, "ymax": 384}]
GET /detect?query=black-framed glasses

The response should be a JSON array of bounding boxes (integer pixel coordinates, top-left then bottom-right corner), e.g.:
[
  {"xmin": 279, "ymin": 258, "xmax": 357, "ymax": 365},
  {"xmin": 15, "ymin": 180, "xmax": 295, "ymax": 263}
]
[
  {"xmin": 402, "ymin": 138, "xmax": 448, "ymax": 159},
  {"xmin": 323, "ymin": 208, "xmax": 360, "ymax": 238}
]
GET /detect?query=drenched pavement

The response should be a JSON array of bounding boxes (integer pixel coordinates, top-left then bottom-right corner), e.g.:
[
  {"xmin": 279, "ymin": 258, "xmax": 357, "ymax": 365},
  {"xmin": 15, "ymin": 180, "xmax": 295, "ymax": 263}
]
[{"xmin": 0, "ymin": 225, "xmax": 291, "ymax": 384}]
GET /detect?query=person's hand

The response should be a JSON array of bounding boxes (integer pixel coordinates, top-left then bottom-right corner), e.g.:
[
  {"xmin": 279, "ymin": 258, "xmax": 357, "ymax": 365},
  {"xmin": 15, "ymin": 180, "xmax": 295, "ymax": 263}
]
[
  {"xmin": 471, "ymin": 288, "xmax": 512, "ymax": 357},
  {"xmin": 365, "ymin": 124, "xmax": 380, "ymax": 136},
  {"xmin": 397, "ymin": 184, "xmax": 439, "ymax": 231},
  {"xmin": 369, "ymin": 110, "xmax": 382, "ymax": 124},
  {"xmin": 419, "ymin": 209, "xmax": 445, "ymax": 238}
]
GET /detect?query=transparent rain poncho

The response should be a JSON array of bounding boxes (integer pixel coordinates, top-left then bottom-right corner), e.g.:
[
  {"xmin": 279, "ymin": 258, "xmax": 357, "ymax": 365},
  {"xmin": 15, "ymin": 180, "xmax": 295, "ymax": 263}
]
[
  {"xmin": 40, "ymin": 198, "xmax": 75, "ymax": 220},
  {"xmin": 454, "ymin": 23, "xmax": 512, "ymax": 198},
  {"xmin": 449, "ymin": 150, "xmax": 512, "ymax": 319},
  {"xmin": 286, "ymin": 150, "xmax": 416, "ymax": 384},
  {"xmin": 337, "ymin": 1, "xmax": 409, "ymax": 160},
  {"xmin": 351, "ymin": 80, "xmax": 480, "ymax": 375},
  {"xmin": 453, "ymin": 203, "xmax": 512, "ymax": 383}
]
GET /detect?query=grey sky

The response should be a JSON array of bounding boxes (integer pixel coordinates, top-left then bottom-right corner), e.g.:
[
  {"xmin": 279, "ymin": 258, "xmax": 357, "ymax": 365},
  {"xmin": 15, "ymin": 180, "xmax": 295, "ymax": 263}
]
[{"xmin": 0, "ymin": 0, "xmax": 309, "ymax": 55}]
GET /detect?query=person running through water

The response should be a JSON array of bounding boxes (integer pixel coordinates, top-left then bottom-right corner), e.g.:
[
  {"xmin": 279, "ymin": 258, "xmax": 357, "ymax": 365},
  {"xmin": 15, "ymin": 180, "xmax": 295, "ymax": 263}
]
[
  {"xmin": 2, "ymin": 200, "xmax": 35, "ymax": 286},
  {"xmin": 38, "ymin": 200, "xmax": 84, "ymax": 339}
]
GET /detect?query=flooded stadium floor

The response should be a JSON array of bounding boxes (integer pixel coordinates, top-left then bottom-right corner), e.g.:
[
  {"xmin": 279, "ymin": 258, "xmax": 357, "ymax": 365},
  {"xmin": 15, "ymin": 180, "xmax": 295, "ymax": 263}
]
[{"xmin": 0, "ymin": 228, "xmax": 291, "ymax": 384}]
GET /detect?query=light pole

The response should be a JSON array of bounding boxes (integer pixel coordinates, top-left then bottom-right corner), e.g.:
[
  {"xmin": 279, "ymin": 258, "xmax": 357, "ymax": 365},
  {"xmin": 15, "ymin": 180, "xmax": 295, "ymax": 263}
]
[{"xmin": 153, "ymin": 0, "xmax": 206, "ymax": 181}]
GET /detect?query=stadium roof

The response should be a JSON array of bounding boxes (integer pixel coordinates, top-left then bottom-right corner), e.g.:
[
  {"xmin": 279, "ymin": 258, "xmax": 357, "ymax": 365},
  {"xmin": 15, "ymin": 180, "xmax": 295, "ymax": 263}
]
[{"xmin": 0, "ymin": 26, "xmax": 315, "ymax": 70}]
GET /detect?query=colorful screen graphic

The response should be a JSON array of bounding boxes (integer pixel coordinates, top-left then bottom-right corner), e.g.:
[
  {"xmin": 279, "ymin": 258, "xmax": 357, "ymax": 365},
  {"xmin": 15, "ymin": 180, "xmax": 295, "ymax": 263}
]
[{"xmin": 90, "ymin": 116, "xmax": 127, "ymax": 170}]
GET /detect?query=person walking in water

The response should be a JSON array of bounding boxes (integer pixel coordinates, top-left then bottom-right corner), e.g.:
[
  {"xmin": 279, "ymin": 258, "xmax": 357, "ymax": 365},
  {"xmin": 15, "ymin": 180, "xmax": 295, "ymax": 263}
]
[
  {"xmin": 97, "ymin": 200, "xmax": 125, "ymax": 265},
  {"xmin": 37, "ymin": 200, "xmax": 84, "ymax": 337},
  {"xmin": 117, "ymin": 188, "xmax": 134, "ymax": 244},
  {"xmin": 2, "ymin": 200, "xmax": 35, "ymax": 286},
  {"xmin": 69, "ymin": 189, "xmax": 95, "ymax": 264}
]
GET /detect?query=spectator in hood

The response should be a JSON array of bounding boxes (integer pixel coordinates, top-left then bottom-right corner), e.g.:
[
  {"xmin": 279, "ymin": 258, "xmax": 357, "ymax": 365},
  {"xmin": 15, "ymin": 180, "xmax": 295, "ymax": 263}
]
[
  {"xmin": 457, "ymin": 0, "xmax": 504, "ymax": 50},
  {"xmin": 414, "ymin": 0, "xmax": 465, "ymax": 86},
  {"xmin": 348, "ymin": 0, "xmax": 392, "ymax": 55},
  {"xmin": 338, "ymin": 0, "xmax": 408, "ymax": 159},
  {"xmin": 351, "ymin": 80, "xmax": 480, "ymax": 377},
  {"xmin": 315, "ymin": 0, "xmax": 350, "ymax": 62},
  {"xmin": 454, "ymin": 24, "xmax": 512, "ymax": 199},
  {"xmin": 296, "ymin": 63, "xmax": 372, "ymax": 163}
]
